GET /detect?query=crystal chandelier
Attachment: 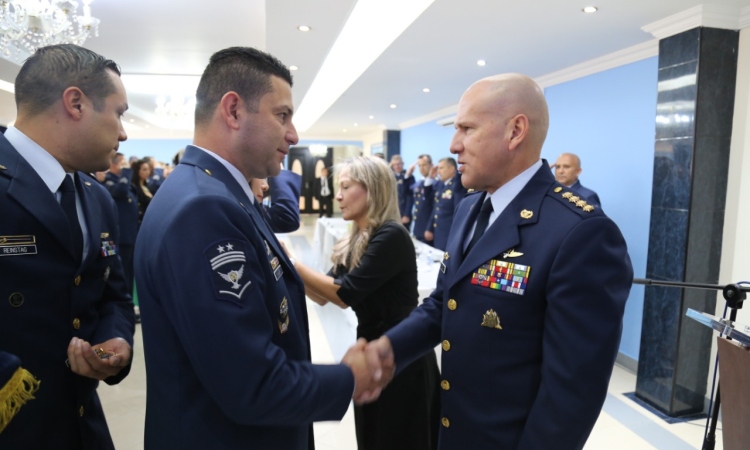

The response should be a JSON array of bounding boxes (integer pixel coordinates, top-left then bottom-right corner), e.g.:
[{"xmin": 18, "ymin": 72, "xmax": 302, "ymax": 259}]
[
  {"xmin": 0, "ymin": 0, "xmax": 100, "ymax": 58},
  {"xmin": 155, "ymin": 95, "xmax": 196, "ymax": 118}
]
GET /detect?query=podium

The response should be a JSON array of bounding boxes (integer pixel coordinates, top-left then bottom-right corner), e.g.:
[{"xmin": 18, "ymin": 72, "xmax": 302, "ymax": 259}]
[
  {"xmin": 717, "ymin": 337, "xmax": 750, "ymax": 450},
  {"xmin": 687, "ymin": 309, "xmax": 750, "ymax": 450}
]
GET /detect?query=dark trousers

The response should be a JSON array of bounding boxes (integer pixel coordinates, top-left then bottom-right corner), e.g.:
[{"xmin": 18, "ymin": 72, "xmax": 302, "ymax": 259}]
[{"xmin": 319, "ymin": 197, "xmax": 333, "ymax": 218}]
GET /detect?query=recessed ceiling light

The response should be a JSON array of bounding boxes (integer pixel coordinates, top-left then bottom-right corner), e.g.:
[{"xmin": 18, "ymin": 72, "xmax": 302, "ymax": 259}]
[
  {"xmin": 390, "ymin": 104, "xmax": 397, "ymax": 109},
  {"xmin": 343, "ymin": 129, "xmax": 347, "ymax": 132},
  {"xmin": 298, "ymin": 25, "xmax": 311, "ymax": 32},
  {"xmin": 145, "ymin": 125, "xmax": 150, "ymax": 129},
  {"xmin": 289, "ymin": 65, "xmax": 299, "ymax": 71},
  {"xmin": 129, "ymin": 119, "xmax": 134, "ymax": 123},
  {"xmin": 422, "ymin": 88, "xmax": 430, "ymax": 93},
  {"xmin": 477, "ymin": 60, "xmax": 486, "ymax": 67},
  {"xmin": 582, "ymin": 6, "xmax": 597, "ymax": 13},
  {"xmin": 368, "ymin": 115, "xmax": 374, "ymax": 119},
  {"xmin": 354, "ymin": 123, "xmax": 358, "ymax": 126}
]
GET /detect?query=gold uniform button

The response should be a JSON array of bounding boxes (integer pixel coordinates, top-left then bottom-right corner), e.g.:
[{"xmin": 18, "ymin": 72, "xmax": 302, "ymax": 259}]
[
  {"xmin": 434, "ymin": 215, "xmax": 438, "ymax": 219},
  {"xmin": 447, "ymin": 299, "xmax": 457, "ymax": 310},
  {"xmin": 204, "ymin": 169, "xmax": 212, "ymax": 176},
  {"xmin": 442, "ymin": 340, "xmax": 451, "ymax": 351},
  {"xmin": 74, "ymin": 275, "xmax": 81, "ymax": 286},
  {"xmin": 79, "ymin": 406, "xmax": 84, "ymax": 417},
  {"xmin": 8, "ymin": 292, "xmax": 24, "ymax": 307},
  {"xmin": 416, "ymin": 201, "xmax": 420, "ymax": 205},
  {"xmin": 441, "ymin": 380, "xmax": 450, "ymax": 390},
  {"xmin": 128, "ymin": 197, "xmax": 133, "ymax": 203},
  {"xmin": 436, "ymin": 207, "xmax": 440, "ymax": 211},
  {"xmin": 73, "ymin": 318, "xmax": 81, "ymax": 330},
  {"xmin": 442, "ymin": 417, "xmax": 450, "ymax": 428}
]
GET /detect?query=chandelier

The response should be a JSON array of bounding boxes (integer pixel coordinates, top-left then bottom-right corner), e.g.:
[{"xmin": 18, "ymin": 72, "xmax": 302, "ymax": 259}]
[
  {"xmin": 155, "ymin": 94, "xmax": 196, "ymax": 118},
  {"xmin": 0, "ymin": 0, "xmax": 100, "ymax": 58}
]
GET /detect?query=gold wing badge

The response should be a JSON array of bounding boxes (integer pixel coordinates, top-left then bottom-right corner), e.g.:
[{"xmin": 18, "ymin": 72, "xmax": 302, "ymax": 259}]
[{"xmin": 503, "ymin": 249, "xmax": 523, "ymax": 259}]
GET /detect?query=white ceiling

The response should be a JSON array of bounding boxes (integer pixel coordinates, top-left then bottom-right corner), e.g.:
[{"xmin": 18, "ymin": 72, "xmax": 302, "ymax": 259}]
[{"xmin": 0, "ymin": 0, "xmax": 747, "ymax": 141}]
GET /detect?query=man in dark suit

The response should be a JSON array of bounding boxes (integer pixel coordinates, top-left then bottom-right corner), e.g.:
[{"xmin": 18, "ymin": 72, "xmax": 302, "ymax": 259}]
[
  {"xmin": 411, "ymin": 154, "xmax": 436, "ymax": 245},
  {"xmin": 313, "ymin": 166, "xmax": 334, "ymax": 218},
  {"xmin": 551, "ymin": 153, "xmax": 601, "ymax": 206},
  {"xmin": 390, "ymin": 154, "xmax": 415, "ymax": 226},
  {"xmin": 424, "ymin": 157, "xmax": 467, "ymax": 250},
  {"xmin": 365, "ymin": 73, "xmax": 632, "ymax": 449},
  {"xmin": 251, "ymin": 169, "xmax": 303, "ymax": 233},
  {"xmin": 0, "ymin": 44, "xmax": 135, "ymax": 449},
  {"xmin": 103, "ymin": 152, "xmax": 139, "ymax": 296},
  {"xmin": 134, "ymin": 47, "xmax": 380, "ymax": 450}
]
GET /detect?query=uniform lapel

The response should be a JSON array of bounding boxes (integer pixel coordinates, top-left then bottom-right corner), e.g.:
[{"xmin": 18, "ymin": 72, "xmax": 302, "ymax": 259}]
[
  {"xmin": 442, "ymin": 193, "xmax": 484, "ymax": 287},
  {"xmin": 1, "ymin": 139, "xmax": 76, "ymax": 260},
  {"xmin": 450, "ymin": 165, "xmax": 552, "ymax": 287},
  {"xmin": 77, "ymin": 174, "xmax": 102, "ymax": 270}
]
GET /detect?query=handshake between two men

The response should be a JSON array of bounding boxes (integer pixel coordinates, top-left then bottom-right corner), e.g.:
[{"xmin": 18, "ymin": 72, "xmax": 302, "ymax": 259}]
[{"xmin": 340, "ymin": 336, "xmax": 396, "ymax": 404}]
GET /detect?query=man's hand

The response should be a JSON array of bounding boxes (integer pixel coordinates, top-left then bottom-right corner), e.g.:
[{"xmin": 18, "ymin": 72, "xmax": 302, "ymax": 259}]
[
  {"xmin": 406, "ymin": 162, "xmax": 417, "ymax": 178},
  {"xmin": 355, "ymin": 337, "xmax": 395, "ymax": 404},
  {"xmin": 424, "ymin": 230, "xmax": 434, "ymax": 241},
  {"xmin": 429, "ymin": 166, "xmax": 438, "ymax": 179},
  {"xmin": 67, "ymin": 337, "xmax": 131, "ymax": 380},
  {"xmin": 342, "ymin": 338, "xmax": 382, "ymax": 403},
  {"xmin": 401, "ymin": 216, "xmax": 410, "ymax": 225}
]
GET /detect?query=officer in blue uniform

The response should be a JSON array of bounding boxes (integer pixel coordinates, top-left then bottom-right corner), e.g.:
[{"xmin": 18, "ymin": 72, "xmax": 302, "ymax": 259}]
[
  {"xmin": 411, "ymin": 154, "xmax": 436, "ymax": 245},
  {"xmin": 251, "ymin": 169, "xmax": 303, "ymax": 233},
  {"xmin": 134, "ymin": 47, "xmax": 377, "ymax": 450},
  {"xmin": 551, "ymin": 153, "xmax": 601, "ymax": 206},
  {"xmin": 0, "ymin": 44, "xmax": 135, "ymax": 450},
  {"xmin": 367, "ymin": 74, "xmax": 632, "ymax": 450},
  {"xmin": 103, "ymin": 152, "xmax": 139, "ymax": 295},
  {"xmin": 425, "ymin": 157, "xmax": 467, "ymax": 250},
  {"xmin": 391, "ymin": 155, "xmax": 415, "ymax": 227}
]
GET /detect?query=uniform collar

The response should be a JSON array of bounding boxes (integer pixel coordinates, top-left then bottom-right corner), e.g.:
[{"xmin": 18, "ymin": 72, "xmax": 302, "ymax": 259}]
[
  {"xmin": 4, "ymin": 126, "xmax": 66, "ymax": 194},
  {"xmin": 485, "ymin": 159, "xmax": 542, "ymax": 221},
  {"xmin": 192, "ymin": 145, "xmax": 255, "ymax": 204}
]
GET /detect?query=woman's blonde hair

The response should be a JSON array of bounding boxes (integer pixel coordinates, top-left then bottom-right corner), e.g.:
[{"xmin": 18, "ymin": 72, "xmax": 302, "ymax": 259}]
[{"xmin": 331, "ymin": 156, "xmax": 401, "ymax": 271}]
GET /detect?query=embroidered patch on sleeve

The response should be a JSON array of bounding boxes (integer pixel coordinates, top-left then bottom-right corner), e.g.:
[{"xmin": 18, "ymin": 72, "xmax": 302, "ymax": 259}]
[
  {"xmin": 471, "ymin": 259, "xmax": 530, "ymax": 296},
  {"xmin": 206, "ymin": 240, "xmax": 252, "ymax": 300}
]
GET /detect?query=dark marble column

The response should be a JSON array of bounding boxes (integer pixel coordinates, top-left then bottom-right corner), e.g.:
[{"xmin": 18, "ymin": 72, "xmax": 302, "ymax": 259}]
[
  {"xmin": 383, "ymin": 130, "xmax": 401, "ymax": 160},
  {"xmin": 636, "ymin": 27, "xmax": 739, "ymax": 417}
]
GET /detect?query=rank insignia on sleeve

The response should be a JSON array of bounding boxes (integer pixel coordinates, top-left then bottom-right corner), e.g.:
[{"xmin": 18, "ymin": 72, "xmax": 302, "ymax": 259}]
[
  {"xmin": 100, "ymin": 240, "xmax": 117, "ymax": 257},
  {"xmin": 481, "ymin": 309, "xmax": 503, "ymax": 329},
  {"xmin": 471, "ymin": 259, "xmax": 530, "ymax": 296},
  {"xmin": 279, "ymin": 297, "xmax": 290, "ymax": 333},
  {"xmin": 206, "ymin": 240, "xmax": 252, "ymax": 300}
]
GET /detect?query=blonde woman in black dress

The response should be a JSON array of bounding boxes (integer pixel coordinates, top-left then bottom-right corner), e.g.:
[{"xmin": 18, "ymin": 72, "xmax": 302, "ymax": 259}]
[{"xmin": 288, "ymin": 156, "xmax": 439, "ymax": 450}]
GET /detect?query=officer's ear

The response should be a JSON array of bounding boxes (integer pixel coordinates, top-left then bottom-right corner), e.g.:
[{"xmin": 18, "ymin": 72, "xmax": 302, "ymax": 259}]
[
  {"xmin": 62, "ymin": 87, "xmax": 85, "ymax": 120},
  {"xmin": 507, "ymin": 114, "xmax": 529, "ymax": 151},
  {"xmin": 219, "ymin": 91, "xmax": 242, "ymax": 131}
]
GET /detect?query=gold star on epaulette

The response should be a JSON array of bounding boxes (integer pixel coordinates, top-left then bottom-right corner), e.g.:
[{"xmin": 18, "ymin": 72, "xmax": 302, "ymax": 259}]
[
  {"xmin": 576, "ymin": 200, "xmax": 587, "ymax": 208},
  {"xmin": 569, "ymin": 196, "xmax": 580, "ymax": 203},
  {"xmin": 554, "ymin": 187, "xmax": 562, "ymax": 193},
  {"xmin": 562, "ymin": 192, "xmax": 573, "ymax": 199},
  {"xmin": 583, "ymin": 205, "xmax": 595, "ymax": 212}
]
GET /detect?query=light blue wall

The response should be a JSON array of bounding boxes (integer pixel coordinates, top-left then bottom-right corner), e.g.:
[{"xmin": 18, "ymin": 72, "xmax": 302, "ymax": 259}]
[
  {"xmin": 400, "ymin": 56, "xmax": 659, "ymax": 361},
  {"xmin": 118, "ymin": 139, "xmax": 191, "ymax": 164}
]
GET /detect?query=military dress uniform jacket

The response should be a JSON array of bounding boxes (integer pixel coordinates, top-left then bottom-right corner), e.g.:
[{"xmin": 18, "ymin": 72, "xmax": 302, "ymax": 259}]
[
  {"xmin": 134, "ymin": 146, "xmax": 353, "ymax": 450},
  {"xmin": 0, "ymin": 135, "xmax": 135, "ymax": 449},
  {"xmin": 411, "ymin": 178, "xmax": 435, "ymax": 243},
  {"xmin": 264, "ymin": 169, "xmax": 302, "ymax": 233},
  {"xmin": 570, "ymin": 179, "xmax": 600, "ymax": 206},
  {"xmin": 386, "ymin": 162, "xmax": 632, "ymax": 450},
  {"xmin": 103, "ymin": 171, "xmax": 139, "ymax": 246},
  {"xmin": 395, "ymin": 171, "xmax": 415, "ymax": 222},
  {"xmin": 429, "ymin": 172, "xmax": 467, "ymax": 251}
]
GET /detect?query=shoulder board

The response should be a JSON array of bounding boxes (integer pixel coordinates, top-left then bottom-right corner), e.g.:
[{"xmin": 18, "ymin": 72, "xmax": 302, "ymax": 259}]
[
  {"xmin": 465, "ymin": 189, "xmax": 482, "ymax": 196},
  {"xmin": 547, "ymin": 184, "xmax": 601, "ymax": 217}
]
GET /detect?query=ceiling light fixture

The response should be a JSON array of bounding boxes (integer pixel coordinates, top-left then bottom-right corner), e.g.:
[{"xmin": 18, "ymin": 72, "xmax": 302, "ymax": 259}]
[
  {"xmin": 289, "ymin": 65, "xmax": 299, "ymax": 71},
  {"xmin": 582, "ymin": 6, "xmax": 598, "ymax": 13},
  {"xmin": 422, "ymin": 88, "xmax": 430, "ymax": 93},
  {"xmin": 0, "ymin": 0, "xmax": 101, "ymax": 58},
  {"xmin": 477, "ymin": 60, "xmax": 486, "ymax": 66},
  {"xmin": 297, "ymin": 25, "xmax": 311, "ymax": 32},
  {"xmin": 354, "ymin": 123, "xmax": 358, "ymax": 126},
  {"xmin": 390, "ymin": 104, "xmax": 397, "ymax": 109},
  {"xmin": 293, "ymin": 0, "xmax": 435, "ymax": 132},
  {"xmin": 368, "ymin": 115, "xmax": 374, "ymax": 119}
]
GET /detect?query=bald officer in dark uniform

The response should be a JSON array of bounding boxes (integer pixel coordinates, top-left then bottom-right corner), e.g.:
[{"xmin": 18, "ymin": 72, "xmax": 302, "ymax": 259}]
[
  {"xmin": 366, "ymin": 73, "xmax": 632, "ymax": 449},
  {"xmin": 135, "ymin": 47, "xmax": 379, "ymax": 450},
  {"xmin": 0, "ymin": 44, "xmax": 135, "ymax": 450}
]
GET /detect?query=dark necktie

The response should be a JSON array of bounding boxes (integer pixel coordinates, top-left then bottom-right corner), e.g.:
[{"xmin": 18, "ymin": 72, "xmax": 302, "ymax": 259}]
[
  {"xmin": 59, "ymin": 174, "xmax": 83, "ymax": 262},
  {"xmin": 466, "ymin": 197, "xmax": 493, "ymax": 254}
]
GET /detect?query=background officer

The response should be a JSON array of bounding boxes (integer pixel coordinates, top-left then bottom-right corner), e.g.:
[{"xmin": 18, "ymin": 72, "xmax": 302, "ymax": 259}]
[
  {"xmin": 390, "ymin": 154, "xmax": 415, "ymax": 226},
  {"xmin": 410, "ymin": 154, "xmax": 436, "ymax": 245},
  {"xmin": 550, "ymin": 153, "xmax": 600, "ymax": 206},
  {"xmin": 424, "ymin": 157, "xmax": 467, "ymax": 250},
  {"xmin": 0, "ymin": 44, "xmax": 135, "ymax": 450}
]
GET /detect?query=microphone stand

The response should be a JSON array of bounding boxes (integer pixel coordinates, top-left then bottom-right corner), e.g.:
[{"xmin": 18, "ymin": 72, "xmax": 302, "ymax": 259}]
[{"xmin": 633, "ymin": 278, "xmax": 749, "ymax": 450}]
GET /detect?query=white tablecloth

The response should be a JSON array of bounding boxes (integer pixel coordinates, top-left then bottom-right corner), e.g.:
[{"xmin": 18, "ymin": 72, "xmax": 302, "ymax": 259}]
[{"xmin": 312, "ymin": 217, "xmax": 442, "ymax": 301}]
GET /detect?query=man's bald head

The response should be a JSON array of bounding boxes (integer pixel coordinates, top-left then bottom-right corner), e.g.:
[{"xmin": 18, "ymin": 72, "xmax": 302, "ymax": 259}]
[
  {"xmin": 553, "ymin": 153, "xmax": 582, "ymax": 186},
  {"xmin": 450, "ymin": 73, "xmax": 549, "ymax": 193}
]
